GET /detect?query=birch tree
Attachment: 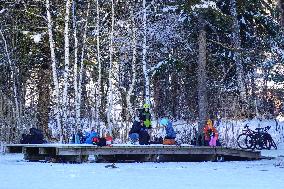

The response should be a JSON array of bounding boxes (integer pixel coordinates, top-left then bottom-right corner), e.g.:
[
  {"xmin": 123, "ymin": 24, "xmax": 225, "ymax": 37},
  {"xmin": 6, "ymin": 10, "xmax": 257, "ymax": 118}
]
[
  {"xmin": 107, "ymin": 0, "xmax": 115, "ymax": 133},
  {"xmin": 142, "ymin": 0, "xmax": 150, "ymax": 105},
  {"xmin": 62, "ymin": 0, "xmax": 72, "ymax": 141},
  {"xmin": 0, "ymin": 30, "xmax": 20, "ymax": 135},
  {"xmin": 96, "ymin": 0, "xmax": 102, "ymax": 132},
  {"xmin": 126, "ymin": 12, "xmax": 137, "ymax": 123},
  {"xmin": 72, "ymin": 0, "xmax": 79, "ymax": 131},
  {"xmin": 73, "ymin": 0, "xmax": 90, "ymax": 131},
  {"xmin": 46, "ymin": 0, "xmax": 62, "ymax": 142}
]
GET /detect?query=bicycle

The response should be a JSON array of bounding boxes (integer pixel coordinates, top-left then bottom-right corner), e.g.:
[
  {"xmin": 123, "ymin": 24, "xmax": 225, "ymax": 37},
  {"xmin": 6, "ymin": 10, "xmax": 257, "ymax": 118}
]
[
  {"xmin": 237, "ymin": 125, "xmax": 277, "ymax": 150},
  {"xmin": 237, "ymin": 124, "xmax": 254, "ymax": 149}
]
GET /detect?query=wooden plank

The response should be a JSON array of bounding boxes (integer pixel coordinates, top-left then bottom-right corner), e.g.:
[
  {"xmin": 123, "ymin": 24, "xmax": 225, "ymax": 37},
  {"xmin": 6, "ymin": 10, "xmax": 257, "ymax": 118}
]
[
  {"xmin": 4, "ymin": 146, "xmax": 23, "ymax": 153},
  {"xmin": 4, "ymin": 144, "xmax": 261, "ymax": 161}
]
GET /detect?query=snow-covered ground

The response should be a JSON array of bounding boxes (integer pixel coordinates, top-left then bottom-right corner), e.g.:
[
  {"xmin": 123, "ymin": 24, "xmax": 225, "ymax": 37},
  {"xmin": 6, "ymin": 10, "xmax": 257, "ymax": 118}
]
[{"xmin": 0, "ymin": 144, "xmax": 284, "ymax": 189}]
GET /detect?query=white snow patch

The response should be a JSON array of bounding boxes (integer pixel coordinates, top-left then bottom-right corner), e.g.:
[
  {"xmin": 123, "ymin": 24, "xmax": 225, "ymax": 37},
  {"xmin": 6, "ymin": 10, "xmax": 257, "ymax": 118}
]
[
  {"xmin": 162, "ymin": 5, "xmax": 178, "ymax": 12},
  {"xmin": 191, "ymin": 0, "xmax": 217, "ymax": 11},
  {"xmin": 0, "ymin": 9, "xmax": 6, "ymax": 14},
  {"xmin": 31, "ymin": 33, "xmax": 42, "ymax": 43},
  {"xmin": 240, "ymin": 16, "xmax": 246, "ymax": 25},
  {"xmin": 22, "ymin": 31, "xmax": 29, "ymax": 35}
]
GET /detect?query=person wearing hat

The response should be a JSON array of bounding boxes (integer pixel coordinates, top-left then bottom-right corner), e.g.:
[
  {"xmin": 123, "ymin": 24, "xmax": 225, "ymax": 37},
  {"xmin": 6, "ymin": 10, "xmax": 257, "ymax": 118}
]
[
  {"xmin": 160, "ymin": 118, "xmax": 176, "ymax": 145},
  {"xmin": 203, "ymin": 119, "xmax": 218, "ymax": 146},
  {"xmin": 139, "ymin": 103, "xmax": 152, "ymax": 129},
  {"xmin": 160, "ymin": 118, "xmax": 176, "ymax": 139},
  {"xmin": 129, "ymin": 116, "xmax": 143, "ymax": 144}
]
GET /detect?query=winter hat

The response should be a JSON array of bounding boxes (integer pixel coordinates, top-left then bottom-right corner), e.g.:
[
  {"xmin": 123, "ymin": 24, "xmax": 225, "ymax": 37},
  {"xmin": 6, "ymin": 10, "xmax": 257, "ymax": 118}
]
[{"xmin": 160, "ymin": 118, "xmax": 168, "ymax": 126}]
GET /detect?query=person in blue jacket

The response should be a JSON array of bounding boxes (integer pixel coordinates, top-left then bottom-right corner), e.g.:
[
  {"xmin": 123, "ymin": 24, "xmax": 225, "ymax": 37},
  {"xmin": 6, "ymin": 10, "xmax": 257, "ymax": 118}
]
[
  {"xmin": 85, "ymin": 127, "xmax": 98, "ymax": 144},
  {"xmin": 160, "ymin": 118, "xmax": 176, "ymax": 139}
]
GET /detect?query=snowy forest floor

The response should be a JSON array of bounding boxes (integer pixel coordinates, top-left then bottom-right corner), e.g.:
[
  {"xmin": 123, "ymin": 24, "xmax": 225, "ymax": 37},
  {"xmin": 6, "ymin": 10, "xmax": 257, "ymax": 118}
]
[{"xmin": 0, "ymin": 144, "xmax": 284, "ymax": 189}]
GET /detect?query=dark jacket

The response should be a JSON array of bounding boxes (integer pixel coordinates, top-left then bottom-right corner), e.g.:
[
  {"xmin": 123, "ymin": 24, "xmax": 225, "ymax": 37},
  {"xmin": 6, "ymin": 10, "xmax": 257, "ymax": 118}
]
[
  {"xmin": 139, "ymin": 109, "xmax": 152, "ymax": 128},
  {"xmin": 129, "ymin": 120, "xmax": 142, "ymax": 134}
]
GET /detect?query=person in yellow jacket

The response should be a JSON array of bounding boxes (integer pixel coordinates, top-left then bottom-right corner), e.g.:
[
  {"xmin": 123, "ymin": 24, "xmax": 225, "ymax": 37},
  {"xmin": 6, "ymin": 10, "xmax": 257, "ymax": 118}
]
[{"xmin": 203, "ymin": 119, "xmax": 218, "ymax": 146}]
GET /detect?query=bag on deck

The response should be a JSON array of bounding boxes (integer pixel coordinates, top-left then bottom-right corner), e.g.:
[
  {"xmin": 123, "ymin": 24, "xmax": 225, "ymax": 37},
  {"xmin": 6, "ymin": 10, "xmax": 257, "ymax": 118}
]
[
  {"xmin": 97, "ymin": 138, "xmax": 106, "ymax": 147},
  {"xmin": 92, "ymin": 137, "xmax": 107, "ymax": 147},
  {"xmin": 163, "ymin": 139, "xmax": 175, "ymax": 145}
]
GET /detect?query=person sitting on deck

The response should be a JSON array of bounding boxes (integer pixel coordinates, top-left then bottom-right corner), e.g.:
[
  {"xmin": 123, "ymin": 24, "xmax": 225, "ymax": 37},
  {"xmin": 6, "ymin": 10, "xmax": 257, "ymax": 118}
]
[
  {"xmin": 160, "ymin": 118, "xmax": 176, "ymax": 145},
  {"xmin": 105, "ymin": 132, "xmax": 113, "ymax": 146},
  {"xmin": 20, "ymin": 128, "xmax": 45, "ymax": 144},
  {"xmin": 203, "ymin": 119, "xmax": 219, "ymax": 147},
  {"xmin": 85, "ymin": 127, "xmax": 98, "ymax": 144},
  {"xmin": 129, "ymin": 116, "xmax": 142, "ymax": 145},
  {"xmin": 75, "ymin": 129, "xmax": 85, "ymax": 144}
]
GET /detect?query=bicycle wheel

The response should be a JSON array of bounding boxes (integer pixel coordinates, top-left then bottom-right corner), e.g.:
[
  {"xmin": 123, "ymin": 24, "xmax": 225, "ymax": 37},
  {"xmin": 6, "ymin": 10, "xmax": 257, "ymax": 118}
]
[
  {"xmin": 245, "ymin": 134, "xmax": 255, "ymax": 150},
  {"xmin": 237, "ymin": 134, "xmax": 248, "ymax": 149},
  {"xmin": 254, "ymin": 136, "xmax": 264, "ymax": 150},
  {"xmin": 270, "ymin": 139, "xmax": 277, "ymax": 150},
  {"xmin": 255, "ymin": 136, "xmax": 271, "ymax": 150},
  {"xmin": 262, "ymin": 133, "xmax": 272, "ymax": 150}
]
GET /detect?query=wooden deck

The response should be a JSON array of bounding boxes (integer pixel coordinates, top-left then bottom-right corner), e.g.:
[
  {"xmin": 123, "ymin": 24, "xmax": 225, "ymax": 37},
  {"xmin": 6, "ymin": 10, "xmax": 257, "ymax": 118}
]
[{"xmin": 4, "ymin": 144, "xmax": 261, "ymax": 163}]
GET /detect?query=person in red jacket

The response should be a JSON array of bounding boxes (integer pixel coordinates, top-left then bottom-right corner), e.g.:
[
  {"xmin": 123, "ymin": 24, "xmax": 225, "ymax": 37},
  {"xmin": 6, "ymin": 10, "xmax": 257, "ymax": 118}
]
[
  {"xmin": 105, "ymin": 132, "xmax": 113, "ymax": 146},
  {"xmin": 203, "ymin": 119, "xmax": 218, "ymax": 146}
]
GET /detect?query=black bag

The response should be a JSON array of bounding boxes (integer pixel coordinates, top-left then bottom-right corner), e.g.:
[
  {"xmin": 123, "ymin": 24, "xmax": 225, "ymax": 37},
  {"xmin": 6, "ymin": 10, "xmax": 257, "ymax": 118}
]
[
  {"xmin": 97, "ymin": 138, "xmax": 106, "ymax": 147},
  {"xmin": 139, "ymin": 130, "xmax": 150, "ymax": 145}
]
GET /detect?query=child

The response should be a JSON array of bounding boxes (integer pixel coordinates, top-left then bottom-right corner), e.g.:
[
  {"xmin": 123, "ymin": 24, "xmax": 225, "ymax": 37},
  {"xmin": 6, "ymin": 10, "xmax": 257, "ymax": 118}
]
[
  {"xmin": 203, "ymin": 119, "xmax": 218, "ymax": 146},
  {"xmin": 160, "ymin": 118, "xmax": 176, "ymax": 145}
]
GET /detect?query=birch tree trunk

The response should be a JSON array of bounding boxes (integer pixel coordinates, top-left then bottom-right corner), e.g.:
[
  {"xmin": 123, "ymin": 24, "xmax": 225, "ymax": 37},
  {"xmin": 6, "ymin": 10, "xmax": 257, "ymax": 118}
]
[
  {"xmin": 62, "ymin": 0, "xmax": 72, "ymax": 142},
  {"xmin": 73, "ymin": 1, "xmax": 90, "ymax": 131},
  {"xmin": 77, "ymin": 2, "xmax": 90, "ymax": 129},
  {"xmin": 197, "ymin": 17, "xmax": 208, "ymax": 141},
  {"xmin": 72, "ymin": 0, "xmax": 79, "ymax": 131},
  {"xmin": 96, "ymin": 0, "xmax": 101, "ymax": 132},
  {"xmin": 46, "ymin": 0, "xmax": 62, "ymax": 142},
  {"xmin": 231, "ymin": 0, "xmax": 246, "ymax": 108},
  {"xmin": 126, "ymin": 17, "xmax": 137, "ymax": 123},
  {"xmin": 142, "ymin": 0, "xmax": 150, "ymax": 105},
  {"xmin": 107, "ymin": 0, "xmax": 114, "ymax": 133},
  {"xmin": 0, "ymin": 29, "xmax": 20, "ymax": 138}
]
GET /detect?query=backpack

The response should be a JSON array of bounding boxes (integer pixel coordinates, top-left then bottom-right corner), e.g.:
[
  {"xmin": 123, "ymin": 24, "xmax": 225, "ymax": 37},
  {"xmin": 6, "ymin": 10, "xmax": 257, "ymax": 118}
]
[
  {"xmin": 97, "ymin": 138, "xmax": 106, "ymax": 147},
  {"xmin": 163, "ymin": 139, "xmax": 175, "ymax": 145}
]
